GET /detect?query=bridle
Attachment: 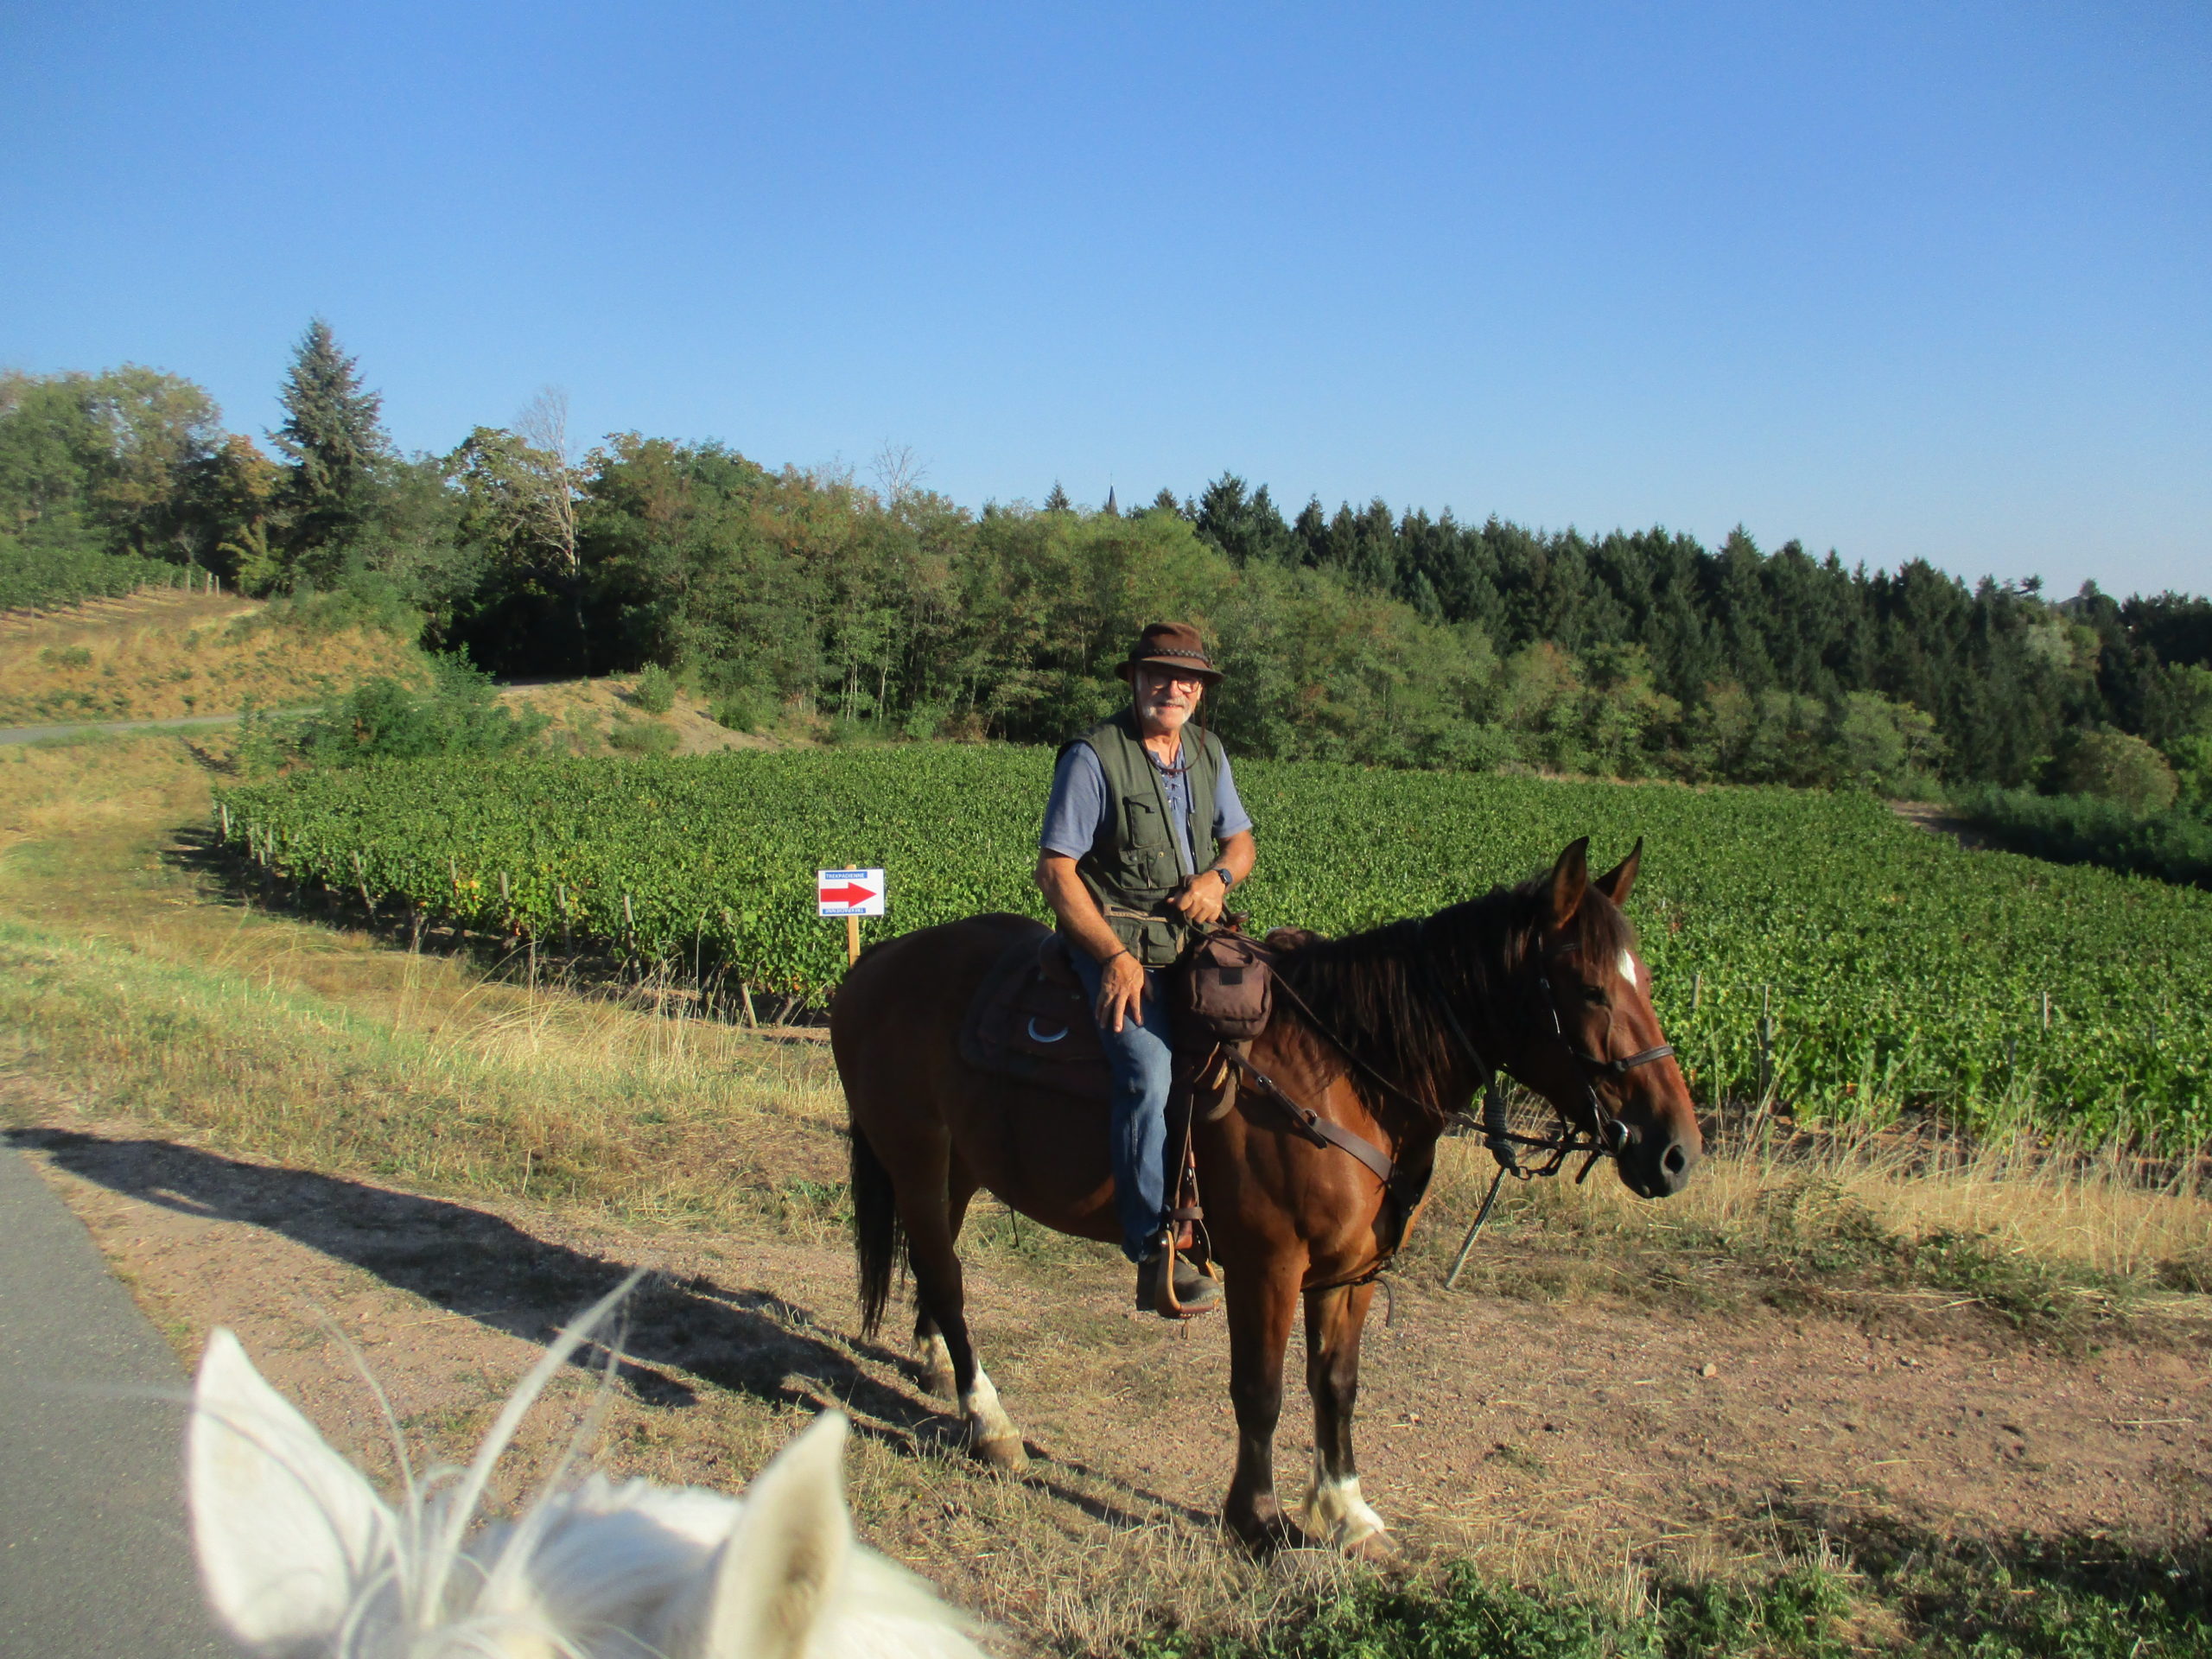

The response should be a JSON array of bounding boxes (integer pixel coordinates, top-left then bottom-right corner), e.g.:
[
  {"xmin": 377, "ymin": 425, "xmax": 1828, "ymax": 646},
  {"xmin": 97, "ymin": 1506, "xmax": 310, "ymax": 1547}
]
[
  {"xmin": 1410, "ymin": 919, "xmax": 1674, "ymax": 1180},
  {"xmin": 1405, "ymin": 918, "xmax": 1678, "ymax": 1287},
  {"xmin": 1529, "ymin": 960, "xmax": 1677, "ymax": 1166}
]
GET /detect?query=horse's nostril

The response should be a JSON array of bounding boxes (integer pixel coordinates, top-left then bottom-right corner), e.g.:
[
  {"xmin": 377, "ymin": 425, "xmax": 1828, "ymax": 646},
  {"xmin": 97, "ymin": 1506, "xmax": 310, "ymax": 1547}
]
[{"xmin": 1662, "ymin": 1145, "xmax": 1686, "ymax": 1176}]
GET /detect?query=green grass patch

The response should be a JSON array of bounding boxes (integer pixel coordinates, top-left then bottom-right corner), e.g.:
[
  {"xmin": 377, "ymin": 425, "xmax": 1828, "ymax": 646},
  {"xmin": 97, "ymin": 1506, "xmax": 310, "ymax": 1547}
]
[{"xmin": 1139, "ymin": 1537, "xmax": 2210, "ymax": 1659}]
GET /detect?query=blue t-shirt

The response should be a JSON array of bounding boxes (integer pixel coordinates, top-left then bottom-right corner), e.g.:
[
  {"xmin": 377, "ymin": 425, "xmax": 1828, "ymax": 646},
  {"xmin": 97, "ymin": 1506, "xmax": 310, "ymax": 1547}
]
[{"xmin": 1039, "ymin": 737, "xmax": 1254, "ymax": 873}]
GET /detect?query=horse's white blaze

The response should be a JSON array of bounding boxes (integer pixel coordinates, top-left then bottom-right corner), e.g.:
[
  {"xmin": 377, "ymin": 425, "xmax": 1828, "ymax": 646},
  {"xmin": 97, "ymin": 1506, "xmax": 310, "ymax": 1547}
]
[
  {"xmin": 1296, "ymin": 1460, "xmax": 1387, "ymax": 1548},
  {"xmin": 958, "ymin": 1368, "xmax": 1020, "ymax": 1446},
  {"xmin": 1618, "ymin": 947, "xmax": 1638, "ymax": 988}
]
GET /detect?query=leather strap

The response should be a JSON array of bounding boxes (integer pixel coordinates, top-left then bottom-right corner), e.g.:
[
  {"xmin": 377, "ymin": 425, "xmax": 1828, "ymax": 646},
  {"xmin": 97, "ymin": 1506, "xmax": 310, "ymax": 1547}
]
[
  {"xmin": 1580, "ymin": 1043, "xmax": 1675, "ymax": 1075},
  {"xmin": 1222, "ymin": 1051, "xmax": 1402, "ymax": 1193}
]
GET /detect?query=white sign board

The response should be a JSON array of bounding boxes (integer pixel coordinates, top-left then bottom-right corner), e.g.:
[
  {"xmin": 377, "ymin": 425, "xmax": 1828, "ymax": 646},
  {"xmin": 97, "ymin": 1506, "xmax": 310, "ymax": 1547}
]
[{"xmin": 817, "ymin": 868, "xmax": 887, "ymax": 917}]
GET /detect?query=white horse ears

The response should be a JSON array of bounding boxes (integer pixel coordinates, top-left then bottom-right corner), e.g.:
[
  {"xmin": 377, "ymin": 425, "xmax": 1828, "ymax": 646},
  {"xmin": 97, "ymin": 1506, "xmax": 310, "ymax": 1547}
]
[
  {"xmin": 187, "ymin": 1328, "xmax": 395, "ymax": 1652},
  {"xmin": 684, "ymin": 1412, "xmax": 854, "ymax": 1659},
  {"xmin": 187, "ymin": 1326, "xmax": 976, "ymax": 1659}
]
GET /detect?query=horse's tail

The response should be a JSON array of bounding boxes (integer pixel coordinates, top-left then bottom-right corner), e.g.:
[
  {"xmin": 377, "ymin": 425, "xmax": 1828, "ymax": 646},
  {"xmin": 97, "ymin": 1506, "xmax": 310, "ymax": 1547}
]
[{"xmin": 849, "ymin": 1122, "xmax": 903, "ymax": 1339}]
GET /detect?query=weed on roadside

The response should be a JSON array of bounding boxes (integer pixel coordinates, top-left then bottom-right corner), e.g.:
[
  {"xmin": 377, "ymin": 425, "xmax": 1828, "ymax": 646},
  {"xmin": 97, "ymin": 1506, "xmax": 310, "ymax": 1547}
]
[
  {"xmin": 1409, "ymin": 1130, "xmax": 2192, "ymax": 1343},
  {"xmin": 1134, "ymin": 1533, "xmax": 2210, "ymax": 1659}
]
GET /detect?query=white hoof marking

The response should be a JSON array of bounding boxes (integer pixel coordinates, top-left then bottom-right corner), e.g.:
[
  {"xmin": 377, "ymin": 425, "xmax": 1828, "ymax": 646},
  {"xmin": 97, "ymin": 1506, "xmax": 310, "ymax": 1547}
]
[
  {"xmin": 915, "ymin": 1332, "xmax": 957, "ymax": 1395},
  {"xmin": 1297, "ymin": 1461, "xmax": 1388, "ymax": 1549},
  {"xmin": 958, "ymin": 1368, "xmax": 1020, "ymax": 1447}
]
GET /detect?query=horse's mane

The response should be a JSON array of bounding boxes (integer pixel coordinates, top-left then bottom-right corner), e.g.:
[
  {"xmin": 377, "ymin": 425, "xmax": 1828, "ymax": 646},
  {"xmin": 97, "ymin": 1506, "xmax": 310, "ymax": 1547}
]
[{"xmin": 1271, "ymin": 868, "xmax": 1637, "ymax": 1122}]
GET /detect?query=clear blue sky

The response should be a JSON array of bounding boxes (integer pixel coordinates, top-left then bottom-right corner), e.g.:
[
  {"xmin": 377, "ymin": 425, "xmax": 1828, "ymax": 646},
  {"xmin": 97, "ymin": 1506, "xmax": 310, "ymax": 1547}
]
[{"xmin": 4, "ymin": 2, "xmax": 2205, "ymax": 596}]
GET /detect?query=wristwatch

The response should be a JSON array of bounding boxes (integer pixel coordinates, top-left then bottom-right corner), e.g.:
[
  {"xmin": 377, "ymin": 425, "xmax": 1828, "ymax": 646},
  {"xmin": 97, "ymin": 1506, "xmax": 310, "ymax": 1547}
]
[{"xmin": 1211, "ymin": 865, "xmax": 1234, "ymax": 890}]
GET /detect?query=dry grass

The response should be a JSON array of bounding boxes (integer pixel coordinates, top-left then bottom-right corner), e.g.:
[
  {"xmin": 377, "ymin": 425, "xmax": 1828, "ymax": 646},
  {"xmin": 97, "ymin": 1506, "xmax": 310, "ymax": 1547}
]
[
  {"xmin": 0, "ymin": 589, "xmax": 424, "ymax": 726},
  {"xmin": 0, "ymin": 731, "xmax": 849, "ymax": 1233},
  {"xmin": 498, "ymin": 676, "xmax": 771, "ymax": 758},
  {"xmin": 1404, "ymin": 1100, "xmax": 2212, "ymax": 1334}
]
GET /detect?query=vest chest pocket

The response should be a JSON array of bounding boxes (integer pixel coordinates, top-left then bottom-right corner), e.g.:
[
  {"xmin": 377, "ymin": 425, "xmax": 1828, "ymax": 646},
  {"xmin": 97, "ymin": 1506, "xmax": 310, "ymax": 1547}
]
[
  {"xmin": 1119, "ymin": 799, "xmax": 1183, "ymax": 888},
  {"xmin": 1123, "ymin": 798, "xmax": 1170, "ymax": 848}
]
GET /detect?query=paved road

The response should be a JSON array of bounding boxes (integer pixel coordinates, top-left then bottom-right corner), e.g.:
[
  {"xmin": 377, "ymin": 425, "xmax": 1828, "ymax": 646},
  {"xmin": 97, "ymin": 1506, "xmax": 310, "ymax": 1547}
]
[
  {"xmin": 0, "ymin": 711, "xmax": 290, "ymax": 747},
  {"xmin": 0, "ymin": 1147, "xmax": 227, "ymax": 1656}
]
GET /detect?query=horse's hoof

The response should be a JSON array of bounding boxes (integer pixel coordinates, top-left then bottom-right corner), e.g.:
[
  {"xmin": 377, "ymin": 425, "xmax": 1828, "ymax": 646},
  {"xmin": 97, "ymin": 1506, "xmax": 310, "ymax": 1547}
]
[
  {"xmin": 971, "ymin": 1433, "xmax": 1028, "ymax": 1473},
  {"xmin": 918, "ymin": 1365, "xmax": 958, "ymax": 1401},
  {"xmin": 1344, "ymin": 1528, "xmax": 1399, "ymax": 1563},
  {"xmin": 1223, "ymin": 1507, "xmax": 1306, "ymax": 1556}
]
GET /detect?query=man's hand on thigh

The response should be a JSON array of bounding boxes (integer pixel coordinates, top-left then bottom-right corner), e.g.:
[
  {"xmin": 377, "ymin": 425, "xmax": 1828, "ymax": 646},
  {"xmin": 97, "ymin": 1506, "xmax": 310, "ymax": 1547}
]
[{"xmin": 1096, "ymin": 951, "xmax": 1147, "ymax": 1033}]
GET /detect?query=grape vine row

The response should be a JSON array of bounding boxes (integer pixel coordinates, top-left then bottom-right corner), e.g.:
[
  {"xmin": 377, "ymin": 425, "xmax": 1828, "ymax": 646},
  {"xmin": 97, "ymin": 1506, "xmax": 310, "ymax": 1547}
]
[{"xmin": 214, "ymin": 748, "xmax": 2212, "ymax": 1147}]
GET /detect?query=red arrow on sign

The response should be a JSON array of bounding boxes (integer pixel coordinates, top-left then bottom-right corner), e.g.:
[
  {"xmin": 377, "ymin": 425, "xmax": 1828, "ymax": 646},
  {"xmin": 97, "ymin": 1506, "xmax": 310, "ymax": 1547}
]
[{"xmin": 818, "ymin": 882, "xmax": 878, "ymax": 906}]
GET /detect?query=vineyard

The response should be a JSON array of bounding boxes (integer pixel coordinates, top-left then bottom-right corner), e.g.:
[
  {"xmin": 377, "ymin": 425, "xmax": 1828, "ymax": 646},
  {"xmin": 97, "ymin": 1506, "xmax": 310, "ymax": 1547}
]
[
  {"xmin": 0, "ymin": 541, "xmax": 217, "ymax": 613},
  {"xmin": 214, "ymin": 747, "xmax": 2212, "ymax": 1147}
]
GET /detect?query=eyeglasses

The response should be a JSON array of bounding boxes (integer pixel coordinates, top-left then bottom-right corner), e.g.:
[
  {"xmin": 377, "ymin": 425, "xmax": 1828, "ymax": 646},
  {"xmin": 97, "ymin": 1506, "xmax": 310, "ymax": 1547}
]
[{"xmin": 1139, "ymin": 669, "xmax": 1209, "ymax": 690}]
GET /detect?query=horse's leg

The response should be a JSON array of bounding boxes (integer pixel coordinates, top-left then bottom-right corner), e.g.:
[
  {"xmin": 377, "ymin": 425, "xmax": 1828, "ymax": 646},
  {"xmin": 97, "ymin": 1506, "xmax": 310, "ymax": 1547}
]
[
  {"xmin": 1294, "ymin": 1281, "xmax": 1392, "ymax": 1556},
  {"xmin": 899, "ymin": 1157, "xmax": 1026, "ymax": 1471},
  {"xmin": 1222, "ymin": 1259, "xmax": 1303, "ymax": 1551},
  {"xmin": 912, "ymin": 1170, "xmax": 977, "ymax": 1402}
]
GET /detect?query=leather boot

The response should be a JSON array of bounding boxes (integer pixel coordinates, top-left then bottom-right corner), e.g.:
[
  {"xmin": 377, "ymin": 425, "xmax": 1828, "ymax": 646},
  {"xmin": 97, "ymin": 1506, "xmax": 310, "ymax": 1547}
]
[{"xmin": 1136, "ymin": 1250, "xmax": 1222, "ymax": 1318}]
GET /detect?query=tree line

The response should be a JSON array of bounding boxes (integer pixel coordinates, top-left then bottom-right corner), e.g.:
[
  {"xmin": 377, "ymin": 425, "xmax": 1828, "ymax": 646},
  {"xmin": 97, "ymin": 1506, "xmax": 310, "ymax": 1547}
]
[{"xmin": 4, "ymin": 323, "xmax": 2208, "ymax": 805}]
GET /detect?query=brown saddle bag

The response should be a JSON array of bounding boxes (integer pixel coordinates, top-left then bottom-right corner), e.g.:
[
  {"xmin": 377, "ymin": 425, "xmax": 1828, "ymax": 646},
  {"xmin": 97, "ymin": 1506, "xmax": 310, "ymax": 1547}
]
[{"xmin": 1172, "ymin": 925, "xmax": 1276, "ymax": 1052}]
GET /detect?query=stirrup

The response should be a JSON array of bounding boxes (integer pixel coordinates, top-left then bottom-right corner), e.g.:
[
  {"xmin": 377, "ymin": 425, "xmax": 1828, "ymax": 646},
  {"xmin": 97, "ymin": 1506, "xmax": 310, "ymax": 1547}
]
[
  {"xmin": 1150, "ymin": 1227, "xmax": 1184, "ymax": 1319},
  {"xmin": 1147, "ymin": 1229, "xmax": 1218, "ymax": 1320}
]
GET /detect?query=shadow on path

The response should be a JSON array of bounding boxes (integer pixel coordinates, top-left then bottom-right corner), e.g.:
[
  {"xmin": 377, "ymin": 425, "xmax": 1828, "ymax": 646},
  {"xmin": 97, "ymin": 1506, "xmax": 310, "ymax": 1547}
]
[{"xmin": 8, "ymin": 1128, "xmax": 1210, "ymax": 1531}]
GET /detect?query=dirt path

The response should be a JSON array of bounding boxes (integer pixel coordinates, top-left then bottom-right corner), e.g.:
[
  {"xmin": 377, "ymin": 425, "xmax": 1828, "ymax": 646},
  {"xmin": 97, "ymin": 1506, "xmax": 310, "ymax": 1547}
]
[{"xmin": 10, "ymin": 1109, "xmax": 2207, "ymax": 1636}]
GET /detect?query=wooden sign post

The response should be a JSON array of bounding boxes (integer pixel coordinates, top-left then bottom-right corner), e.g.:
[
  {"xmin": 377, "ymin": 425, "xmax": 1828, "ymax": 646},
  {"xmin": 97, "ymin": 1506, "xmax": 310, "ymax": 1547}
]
[{"xmin": 817, "ymin": 868, "xmax": 887, "ymax": 965}]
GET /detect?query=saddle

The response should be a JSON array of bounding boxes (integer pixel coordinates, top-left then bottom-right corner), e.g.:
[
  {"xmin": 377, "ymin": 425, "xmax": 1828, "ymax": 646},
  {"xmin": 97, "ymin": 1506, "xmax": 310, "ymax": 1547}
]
[
  {"xmin": 958, "ymin": 927, "xmax": 1110, "ymax": 1102},
  {"xmin": 956, "ymin": 921, "xmax": 1324, "ymax": 1317}
]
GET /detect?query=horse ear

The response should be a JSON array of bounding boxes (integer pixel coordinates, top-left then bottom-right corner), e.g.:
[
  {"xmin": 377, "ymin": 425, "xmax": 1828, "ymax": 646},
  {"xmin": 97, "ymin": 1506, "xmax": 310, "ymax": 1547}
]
[
  {"xmin": 694, "ymin": 1411, "xmax": 854, "ymax": 1659},
  {"xmin": 188, "ymin": 1329, "xmax": 394, "ymax": 1653},
  {"xmin": 1548, "ymin": 838, "xmax": 1591, "ymax": 929},
  {"xmin": 1594, "ymin": 838, "xmax": 1643, "ymax": 907}
]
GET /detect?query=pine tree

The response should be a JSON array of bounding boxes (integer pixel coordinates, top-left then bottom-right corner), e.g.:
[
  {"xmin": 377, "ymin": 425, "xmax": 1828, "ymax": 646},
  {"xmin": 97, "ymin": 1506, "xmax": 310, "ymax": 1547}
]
[
  {"xmin": 271, "ymin": 318, "xmax": 390, "ymax": 582},
  {"xmin": 1042, "ymin": 480, "xmax": 1073, "ymax": 513}
]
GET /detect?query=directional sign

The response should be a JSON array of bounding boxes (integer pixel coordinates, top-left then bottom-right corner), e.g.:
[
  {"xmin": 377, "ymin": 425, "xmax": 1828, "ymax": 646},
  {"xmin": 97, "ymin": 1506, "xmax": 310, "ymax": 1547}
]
[{"xmin": 817, "ymin": 868, "xmax": 887, "ymax": 917}]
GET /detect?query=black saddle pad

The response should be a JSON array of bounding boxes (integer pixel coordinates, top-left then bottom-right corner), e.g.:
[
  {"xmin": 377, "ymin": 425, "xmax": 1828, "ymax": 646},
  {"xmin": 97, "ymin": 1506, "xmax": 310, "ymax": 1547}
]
[{"xmin": 958, "ymin": 928, "xmax": 1110, "ymax": 1103}]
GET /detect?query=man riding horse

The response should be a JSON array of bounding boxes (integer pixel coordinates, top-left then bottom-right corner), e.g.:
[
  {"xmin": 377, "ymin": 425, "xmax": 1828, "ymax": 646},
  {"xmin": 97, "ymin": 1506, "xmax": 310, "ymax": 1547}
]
[
  {"xmin": 1034, "ymin": 622, "xmax": 1255, "ymax": 1316},
  {"xmin": 839, "ymin": 698, "xmax": 1702, "ymax": 1540}
]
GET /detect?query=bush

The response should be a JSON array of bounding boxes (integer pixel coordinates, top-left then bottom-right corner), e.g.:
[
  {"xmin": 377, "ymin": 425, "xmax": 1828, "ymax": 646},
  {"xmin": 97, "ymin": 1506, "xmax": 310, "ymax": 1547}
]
[
  {"xmin": 632, "ymin": 664, "xmax": 677, "ymax": 715},
  {"xmin": 2052, "ymin": 729, "xmax": 2179, "ymax": 813},
  {"xmin": 259, "ymin": 570, "xmax": 424, "ymax": 641},
  {"xmin": 708, "ymin": 689, "xmax": 775, "ymax": 733},
  {"xmin": 607, "ymin": 712, "xmax": 678, "ymax": 756},
  {"xmin": 289, "ymin": 658, "xmax": 547, "ymax": 767},
  {"xmin": 1951, "ymin": 784, "xmax": 2212, "ymax": 888}
]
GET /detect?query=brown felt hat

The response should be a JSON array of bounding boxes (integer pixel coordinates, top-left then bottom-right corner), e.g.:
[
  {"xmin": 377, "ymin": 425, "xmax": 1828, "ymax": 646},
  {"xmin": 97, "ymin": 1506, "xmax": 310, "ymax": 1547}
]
[{"xmin": 1116, "ymin": 621, "xmax": 1222, "ymax": 683}]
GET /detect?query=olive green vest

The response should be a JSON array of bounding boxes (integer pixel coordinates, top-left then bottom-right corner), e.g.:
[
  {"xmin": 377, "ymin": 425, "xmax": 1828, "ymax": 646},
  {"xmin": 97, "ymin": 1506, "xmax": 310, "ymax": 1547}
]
[{"xmin": 1062, "ymin": 709, "xmax": 1224, "ymax": 968}]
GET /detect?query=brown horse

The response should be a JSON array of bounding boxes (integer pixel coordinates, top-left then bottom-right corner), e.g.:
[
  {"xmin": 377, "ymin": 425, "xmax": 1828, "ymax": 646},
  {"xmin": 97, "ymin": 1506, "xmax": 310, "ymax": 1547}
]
[{"xmin": 830, "ymin": 837, "xmax": 1702, "ymax": 1554}]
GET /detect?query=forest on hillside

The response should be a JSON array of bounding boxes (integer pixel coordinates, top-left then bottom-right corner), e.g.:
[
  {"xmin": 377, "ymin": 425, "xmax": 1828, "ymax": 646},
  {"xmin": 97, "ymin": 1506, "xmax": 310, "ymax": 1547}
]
[{"xmin": 4, "ymin": 324, "xmax": 2209, "ymax": 813}]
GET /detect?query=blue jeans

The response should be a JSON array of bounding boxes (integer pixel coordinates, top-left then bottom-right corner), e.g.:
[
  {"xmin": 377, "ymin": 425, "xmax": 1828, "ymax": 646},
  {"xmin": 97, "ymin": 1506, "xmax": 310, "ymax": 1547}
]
[{"xmin": 1070, "ymin": 945, "xmax": 1177, "ymax": 1262}]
